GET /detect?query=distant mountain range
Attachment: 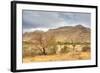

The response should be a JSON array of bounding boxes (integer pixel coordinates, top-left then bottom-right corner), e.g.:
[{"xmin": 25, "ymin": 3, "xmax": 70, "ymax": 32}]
[{"xmin": 23, "ymin": 25, "xmax": 90, "ymax": 43}]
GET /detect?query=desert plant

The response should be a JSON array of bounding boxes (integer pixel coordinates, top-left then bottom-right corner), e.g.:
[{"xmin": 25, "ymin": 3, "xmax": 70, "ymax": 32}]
[
  {"xmin": 22, "ymin": 47, "xmax": 32, "ymax": 57},
  {"xmin": 35, "ymin": 33, "xmax": 56, "ymax": 55},
  {"xmin": 46, "ymin": 47, "xmax": 57, "ymax": 55},
  {"xmin": 82, "ymin": 46, "xmax": 90, "ymax": 52},
  {"xmin": 31, "ymin": 49, "xmax": 43, "ymax": 56},
  {"xmin": 60, "ymin": 46, "xmax": 69, "ymax": 53}
]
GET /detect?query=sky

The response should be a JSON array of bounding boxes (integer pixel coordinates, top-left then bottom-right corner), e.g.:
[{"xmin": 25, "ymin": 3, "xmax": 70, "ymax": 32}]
[{"xmin": 22, "ymin": 10, "xmax": 91, "ymax": 33}]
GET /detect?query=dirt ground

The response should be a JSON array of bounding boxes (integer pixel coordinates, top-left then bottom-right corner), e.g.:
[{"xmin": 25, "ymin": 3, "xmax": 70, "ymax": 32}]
[{"xmin": 23, "ymin": 52, "xmax": 91, "ymax": 63}]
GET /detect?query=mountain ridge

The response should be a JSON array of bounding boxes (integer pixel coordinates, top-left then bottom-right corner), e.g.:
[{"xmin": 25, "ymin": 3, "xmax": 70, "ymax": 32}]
[{"xmin": 23, "ymin": 24, "xmax": 90, "ymax": 43}]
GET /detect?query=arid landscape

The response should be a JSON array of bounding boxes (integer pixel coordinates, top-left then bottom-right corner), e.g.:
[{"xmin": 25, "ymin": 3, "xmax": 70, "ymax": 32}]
[{"xmin": 22, "ymin": 25, "xmax": 91, "ymax": 63}]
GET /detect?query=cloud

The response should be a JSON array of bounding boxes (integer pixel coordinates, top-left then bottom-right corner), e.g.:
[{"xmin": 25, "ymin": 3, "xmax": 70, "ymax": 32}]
[
  {"xmin": 22, "ymin": 10, "xmax": 91, "ymax": 32},
  {"xmin": 59, "ymin": 12, "xmax": 91, "ymax": 25},
  {"xmin": 22, "ymin": 10, "xmax": 65, "ymax": 29}
]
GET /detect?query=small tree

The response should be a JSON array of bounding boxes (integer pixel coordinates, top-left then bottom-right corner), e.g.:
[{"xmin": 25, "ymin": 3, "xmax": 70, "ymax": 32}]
[
  {"xmin": 71, "ymin": 40, "xmax": 77, "ymax": 57},
  {"xmin": 36, "ymin": 33, "xmax": 56, "ymax": 55}
]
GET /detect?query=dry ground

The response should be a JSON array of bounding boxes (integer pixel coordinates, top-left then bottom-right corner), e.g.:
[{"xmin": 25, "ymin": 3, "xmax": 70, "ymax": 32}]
[{"xmin": 23, "ymin": 52, "xmax": 91, "ymax": 63}]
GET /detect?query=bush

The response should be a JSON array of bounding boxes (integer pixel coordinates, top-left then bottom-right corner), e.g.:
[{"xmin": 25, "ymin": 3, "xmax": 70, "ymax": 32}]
[
  {"xmin": 23, "ymin": 47, "xmax": 43, "ymax": 57},
  {"xmin": 46, "ymin": 47, "xmax": 56, "ymax": 55},
  {"xmin": 82, "ymin": 46, "xmax": 90, "ymax": 52},
  {"xmin": 23, "ymin": 48, "xmax": 31, "ymax": 57},
  {"xmin": 31, "ymin": 49, "xmax": 43, "ymax": 56},
  {"xmin": 60, "ymin": 46, "xmax": 70, "ymax": 53}
]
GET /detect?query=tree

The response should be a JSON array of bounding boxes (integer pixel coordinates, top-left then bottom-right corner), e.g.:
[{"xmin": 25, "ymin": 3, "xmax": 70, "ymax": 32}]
[
  {"xmin": 71, "ymin": 40, "xmax": 77, "ymax": 57},
  {"xmin": 36, "ymin": 32, "xmax": 56, "ymax": 55}
]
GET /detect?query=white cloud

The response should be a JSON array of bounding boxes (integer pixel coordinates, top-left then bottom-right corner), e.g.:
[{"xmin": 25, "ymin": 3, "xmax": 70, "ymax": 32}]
[{"xmin": 23, "ymin": 28, "xmax": 49, "ymax": 33}]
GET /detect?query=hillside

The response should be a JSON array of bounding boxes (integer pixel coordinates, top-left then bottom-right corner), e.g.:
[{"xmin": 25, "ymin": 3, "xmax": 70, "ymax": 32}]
[{"xmin": 23, "ymin": 25, "xmax": 90, "ymax": 43}]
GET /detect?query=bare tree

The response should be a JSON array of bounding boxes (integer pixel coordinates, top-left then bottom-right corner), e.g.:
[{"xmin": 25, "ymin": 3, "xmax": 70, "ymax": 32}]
[
  {"xmin": 36, "ymin": 32, "xmax": 56, "ymax": 55},
  {"xmin": 71, "ymin": 40, "xmax": 77, "ymax": 57}
]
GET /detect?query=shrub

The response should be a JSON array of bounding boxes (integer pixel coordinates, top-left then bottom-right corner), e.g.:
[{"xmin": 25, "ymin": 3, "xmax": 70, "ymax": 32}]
[
  {"xmin": 23, "ymin": 47, "xmax": 43, "ymax": 57},
  {"xmin": 31, "ymin": 49, "xmax": 43, "ymax": 56},
  {"xmin": 22, "ymin": 48, "xmax": 32, "ymax": 57},
  {"xmin": 60, "ymin": 46, "xmax": 70, "ymax": 53},
  {"xmin": 46, "ymin": 47, "xmax": 56, "ymax": 55},
  {"xmin": 82, "ymin": 46, "xmax": 90, "ymax": 52}
]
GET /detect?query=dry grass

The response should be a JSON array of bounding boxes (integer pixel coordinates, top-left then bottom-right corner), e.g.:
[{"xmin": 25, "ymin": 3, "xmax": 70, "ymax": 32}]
[{"xmin": 23, "ymin": 52, "xmax": 91, "ymax": 63}]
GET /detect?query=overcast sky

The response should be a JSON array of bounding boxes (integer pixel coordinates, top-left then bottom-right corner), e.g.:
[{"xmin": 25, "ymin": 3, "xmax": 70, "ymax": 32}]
[{"xmin": 22, "ymin": 10, "xmax": 91, "ymax": 33}]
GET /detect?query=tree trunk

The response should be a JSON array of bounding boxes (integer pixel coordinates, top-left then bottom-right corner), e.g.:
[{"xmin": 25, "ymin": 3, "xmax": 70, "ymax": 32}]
[
  {"xmin": 72, "ymin": 45, "xmax": 76, "ymax": 57},
  {"xmin": 42, "ymin": 48, "xmax": 47, "ymax": 55}
]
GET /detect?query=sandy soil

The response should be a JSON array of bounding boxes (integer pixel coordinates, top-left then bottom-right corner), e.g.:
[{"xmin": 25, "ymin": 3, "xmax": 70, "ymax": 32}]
[{"xmin": 23, "ymin": 52, "xmax": 91, "ymax": 63}]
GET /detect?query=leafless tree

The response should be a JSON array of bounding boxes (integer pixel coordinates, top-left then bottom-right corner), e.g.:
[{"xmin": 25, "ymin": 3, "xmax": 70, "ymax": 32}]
[{"xmin": 36, "ymin": 32, "xmax": 56, "ymax": 55}]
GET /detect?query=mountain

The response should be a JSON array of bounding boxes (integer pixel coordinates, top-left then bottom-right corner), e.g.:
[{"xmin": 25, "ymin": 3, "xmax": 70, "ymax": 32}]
[{"xmin": 23, "ymin": 25, "xmax": 90, "ymax": 43}]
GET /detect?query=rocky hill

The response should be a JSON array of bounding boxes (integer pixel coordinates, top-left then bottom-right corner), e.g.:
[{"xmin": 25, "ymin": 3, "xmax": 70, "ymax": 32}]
[{"xmin": 23, "ymin": 25, "xmax": 90, "ymax": 43}]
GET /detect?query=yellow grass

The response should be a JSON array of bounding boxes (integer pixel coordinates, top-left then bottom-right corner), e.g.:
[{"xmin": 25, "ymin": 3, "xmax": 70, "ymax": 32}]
[{"xmin": 23, "ymin": 52, "xmax": 91, "ymax": 63}]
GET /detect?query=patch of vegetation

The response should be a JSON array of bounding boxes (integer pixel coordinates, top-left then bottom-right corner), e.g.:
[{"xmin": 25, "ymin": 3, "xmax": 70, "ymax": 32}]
[
  {"xmin": 60, "ymin": 46, "xmax": 70, "ymax": 53},
  {"xmin": 23, "ymin": 40, "xmax": 90, "ymax": 58},
  {"xmin": 23, "ymin": 47, "xmax": 31, "ymax": 57},
  {"xmin": 45, "ymin": 47, "xmax": 57, "ymax": 55},
  {"xmin": 82, "ymin": 46, "xmax": 90, "ymax": 52},
  {"xmin": 31, "ymin": 49, "xmax": 43, "ymax": 56}
]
